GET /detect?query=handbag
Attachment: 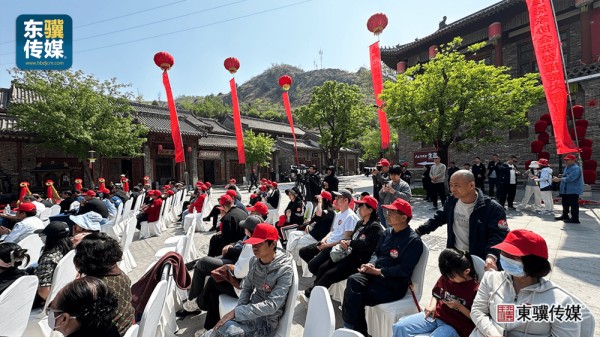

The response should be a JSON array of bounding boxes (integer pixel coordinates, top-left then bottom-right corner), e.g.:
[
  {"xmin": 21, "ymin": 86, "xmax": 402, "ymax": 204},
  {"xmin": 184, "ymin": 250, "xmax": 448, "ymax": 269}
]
[
  {"xmin": 211, "ymin": 264, "xmax": 242, "ymax": 289},
  {"xmin": 330, "ymin": 244, "xmax": 349, "ymax": 263}
]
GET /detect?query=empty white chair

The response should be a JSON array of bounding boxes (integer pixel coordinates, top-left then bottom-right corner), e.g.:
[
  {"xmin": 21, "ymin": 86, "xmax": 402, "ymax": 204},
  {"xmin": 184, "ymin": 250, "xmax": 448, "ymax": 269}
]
[
  {"xmin": 163, "ymin": 218, "xmax": 198, "ymax": 263},
  {"xmin": 123, "ymin": 324, "xmax": 139, "ymax": 337},
  {"xmin": 365, "ymin": 242, "xmax": 429, "ymax": 337},
  {"xmin": 132, "ymin": 193, "xmax": 145, "ymax": 215},
  {"xmin": 0, "ymin": 276, "xmax": 39, "ymax": 337},
  {"xmin": 121, "ymin": 198, "xmax": 134, "ymax": 220},
  {"xmin": 154, "ymin": 219, "xmax": 194, "ymax": 262},
  {"xmin": 39, "ymin": 208, "xmax": 53, "ymax": 226},
  {"xmin": 49, "ymin": 204, "xmax": 61, "ymax": 217},
  {"xmin": 303, "ymin": 286, "xmax": 335, "ymax": 337},
  {"xmin": 331, "ymin": 328, "xmax": 365, "ymax": 337},
  {"xmin": 118, "ymin": 217, "xmax": 138, "ymax": 274},
  {"xmin": 137, "ymin": 280, "xmax": 168, "ymax": 337},
  {"xmin": 103, "ymin": 202, "xmax": 124, "ymax": 240},
  {"xmin": 471, "ymin": 255, "xmax": 485, "ymax": 282},
  {"xmin": 17, "ymin": 234, "xmax": 44, "ymax": 269}
]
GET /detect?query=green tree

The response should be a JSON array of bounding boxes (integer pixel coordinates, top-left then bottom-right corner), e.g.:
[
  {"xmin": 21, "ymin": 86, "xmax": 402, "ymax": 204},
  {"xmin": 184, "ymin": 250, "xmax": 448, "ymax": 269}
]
[
  {"xmin": 381, "ymin": 37, "xmax": 545, "ymax": 163},
  {"xmin": 8, "ymin": 69, "xmax": 147, "ymax": 183},
  {"xmin": 297, "ymin": 81, "xmax": 372, "ymax": 166},
  {"xmin": 359, "ymin": 128, "xmax": 399, "ymax": 162},
  {"xmin": 244, "ymin": 130, "xmax": 276, "ymax": 171}
]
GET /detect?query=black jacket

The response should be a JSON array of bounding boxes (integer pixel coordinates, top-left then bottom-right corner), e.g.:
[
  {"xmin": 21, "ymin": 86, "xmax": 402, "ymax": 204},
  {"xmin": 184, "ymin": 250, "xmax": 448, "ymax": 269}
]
[
  {"xmin": 416, "ymin": 189, "xmax": 509, "ymax": 261},
  {"xmin": 305, "ymin": 173, "xmax": 322, "ymax": 202},
  {"xmin": 267, "ymin": 189, "xmax": 280, "ymax": 208},
  {"xmin": 487, "ymin": 160, "xmax": 501, "ymax": 178},
  {"xmin": 59, "ymin": 196, "xmax": 77, "ymax": 213},
  {"xmin": 220, "ymin": 207, "xmax": 248, "ymax": 246},
  {"xmin": 323, "ymin": 174, "xmax": 339, "ymax": 192},
  {"xmin": 78, "ymin": 198, "xmax": 109, "ymax": 218},
  {"xmin": 497, "ymin": 163, "xmax": 519, "ymax": 185},
  {"xmin": 284, "ymin": 199, "xmax": 304, "ymax": 225},
  {"xmin": 471, "ymin": 163, "xmax": 487, "ymax": 180},
  {"xmin": 308, "ymin": 208, "xmax": 335, "ymax": 241},
  {"xmin": 348, "ymin": 219, "xmax": 384, "ymax": 263}
]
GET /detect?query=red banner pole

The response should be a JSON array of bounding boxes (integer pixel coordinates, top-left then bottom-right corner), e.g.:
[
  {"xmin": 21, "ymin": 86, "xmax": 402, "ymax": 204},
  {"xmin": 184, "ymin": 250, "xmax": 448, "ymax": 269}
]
[
  {"xmin": 162, "ymin": 71, "xmax": 185, "ymax": 163},
  {"xmin": 369, "ymin": 41, "xmax": 391, "ymax": 150},
  {"xmin": 282, "ymin": 92, "xmax": 299, "ymax": 165},
  {"xmin": 230, "ymin": 78, "xmax": 246, "ymax": 164}
]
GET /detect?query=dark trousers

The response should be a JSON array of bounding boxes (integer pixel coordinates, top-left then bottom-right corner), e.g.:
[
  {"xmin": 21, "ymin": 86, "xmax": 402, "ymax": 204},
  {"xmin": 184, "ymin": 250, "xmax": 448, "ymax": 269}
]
[
  {"xmin": 488, "ymin": 178, "xmax": 498, "ymax": 197},
  {"xmin": 431, "ymin": 183, "xmax": 446, "ymax": 207},
  {"xmin": 475, "ymin": 178, "xmax": 485, "ymax": 193},
  {"xmin": 248, "ymin": 182, "xmax": 258, "ymax": 193},
  {"xmin": 498, "ymin": 183, "xmax": 517, "ymax": 207},
  {"xmin": 208, "ymin": 234, "xmax": 227, "ymax": 257},
  {"xmin": 307, "ymin": 257, "xmax": 361, "ymax": 297},
  {"xmin": 342, "ymin": 273, "xmax": 407, "ymax": 336},
  {"xmin": 561, "ymin": 194, "xmax": 580, "ymax": 221},
  {"xmin": 188, "ymin": 256, "xmax": 233, "ymax": 300},
  {"xmin": 299, "ymin": 243, "xmax": 332, "ymax": 275},
  {"xmin": 204, "ymin": 206, "xmax": 220, "ymax": 229},
  {"xmin": 199, "ymin": 277, "xmax": 238, "ymax": 330}
]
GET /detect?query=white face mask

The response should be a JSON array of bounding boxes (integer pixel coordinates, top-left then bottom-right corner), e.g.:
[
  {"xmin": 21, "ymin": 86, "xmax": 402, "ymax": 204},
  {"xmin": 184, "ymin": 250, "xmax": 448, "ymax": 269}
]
[
  {"xmin": 500, "ymin": 255, "xmax": 526, "ymax": 277},
  {"xmin": 47, "ymin": 310, "xmax": 58, "ymax": 330}
]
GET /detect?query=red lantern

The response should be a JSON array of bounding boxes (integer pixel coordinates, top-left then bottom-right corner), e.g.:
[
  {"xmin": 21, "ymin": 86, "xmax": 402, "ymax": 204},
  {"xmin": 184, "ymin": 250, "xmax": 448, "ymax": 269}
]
[
  {"xmin": 153, "ymin": 52, "xmax": 174, "ymax": 71},
  {"xmin": 531, "ymin": 140, "xmax": 544, "ymax": 153},
  {"xmin": 580, "ymin": 139, "xmax": 593, "ymax": 148},
  {"xmin": 158, "ymin": 144, "xmax": 163, "ymax": 152},
  {"xmin": 580, "ymin": 147, "xmax": 592, "ymax": 161},
  {"xmin": 540, "ymin": 113, "xmax": 552, "ymax": 124},
  {"xmin": 588, "ymin": 100, "xmax": 597, "ymax": 108},
  {"xmin": 224, "ymin": 57, "xmax": 240, "ymax": 74},
  {"xmin": 488, "ymin": 22, "xmax": 502, "ymax": 41},
  {"xmin": 396, "ymin": 61, "xmax": 407, "ymax": 74},
  {"xmin": 367, "ymin": 13, "xmax": 388, "ymax": 35},
  {"xmin": 571, "ymin": 105, "xmax": 584, "ymax": 119},
  {"xmin": 538, "ymin": 151, "xmax": 550, "ymax": 160},
  {"xmin": 534, "ymin": 120, "xmax": 548, "ymax": 133},
  {"xmin": 429, "ymin": 45, "xmax": 438, "ymax": 60},
  {"xmin": 569, "ymin": 126, "xmax": 587, "ymax": 139},
  {"xmin": 537, "ymin": 132, "xmax": 550, "ymax": 144},
  {"xmin": 575, "ymin": 119, "xmax": 589, "ymax": 129},
  {"xmin": 583, "ymin": 170, "xmax": 597, "ymax": 184},
  {"xmin": 525, "ymin": 160, "xmax": 532, "ymax": 170},
  {"xmin": 583, "ymin": 160, "xmax": 598, "ymax": 171},
  {"xmin": 278, "ymin": 75, "xmax": 293, "ymax": 91}
]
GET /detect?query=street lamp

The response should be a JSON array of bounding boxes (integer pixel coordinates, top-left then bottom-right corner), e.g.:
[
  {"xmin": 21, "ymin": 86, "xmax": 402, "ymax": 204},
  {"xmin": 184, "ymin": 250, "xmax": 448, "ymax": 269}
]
[{"xmin": 88, "ymin": 150, "xmax": 97, "ymax": 164}]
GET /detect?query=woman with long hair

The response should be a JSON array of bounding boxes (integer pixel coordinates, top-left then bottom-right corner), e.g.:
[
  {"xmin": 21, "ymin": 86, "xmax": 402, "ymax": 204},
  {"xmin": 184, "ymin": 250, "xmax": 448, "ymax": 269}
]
[{"xmin": 0, "ymin": 242, "xmax": 29, "ymax": 294}]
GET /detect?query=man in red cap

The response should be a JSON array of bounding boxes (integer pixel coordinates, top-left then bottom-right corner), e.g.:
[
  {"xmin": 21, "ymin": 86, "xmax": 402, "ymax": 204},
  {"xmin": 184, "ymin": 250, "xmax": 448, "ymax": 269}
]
[
  {"xmin": 246, "ymin": 202, "xmax": 269, "ymax": 221},
  {"xmin": 77, "ymin": 190, "xmax": 109, "ymax": 221},
  {"xmin": 553, "ymin": 154, "xmax": 584, "ymax": 223},
  {"xmin": 372, "ymin": 158, "xmax": 391, "ymax": 202},
  {"xmin": 212, "ymin": 223, "xmax": 293, "ymax": 336},
  {"xmin": 0, "ymin": 202, "xmax": 43, "ymax": 243},
  {"xmin": 207, "ymin": 194, "xmax": 248, "ymax": 257},
  {"xmin": 342, "ymin": 198, "xmax": 423, "ymax": 336}
]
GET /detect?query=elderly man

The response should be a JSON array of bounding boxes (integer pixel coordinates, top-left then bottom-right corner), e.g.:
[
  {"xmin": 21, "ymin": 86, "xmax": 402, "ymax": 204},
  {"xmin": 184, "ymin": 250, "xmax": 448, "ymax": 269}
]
[
  {"xmin": 207, "ymin": 194, "xmax": 248, "ymax": 257},
  {"xmin": 78, "ymin": 190, "xmax": 109, "ymax": 221},
  {"xmin": 429, "ymin": 154, "xmax": 447, "ymax": 210},
  {"xmin": 342, "ymin": 198, "xmax": 423, "ymax": 336},
  {"xmin": 0, "ymin": 202, "xmax": 44, "ymax": 243},
  {"xmin": 416, "ymin": 170, "xmax": 508, "ymax": 270},
  {"xmin": 554, "ymin": 154, "xmax": 584, "ymax": 223}
]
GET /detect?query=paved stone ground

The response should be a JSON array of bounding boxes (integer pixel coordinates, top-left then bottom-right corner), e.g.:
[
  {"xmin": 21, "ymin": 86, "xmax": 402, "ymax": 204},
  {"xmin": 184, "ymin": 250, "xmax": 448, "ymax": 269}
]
[{"xmin": 127, "ymin": 175, "xmax": 600, "ymax": 337}]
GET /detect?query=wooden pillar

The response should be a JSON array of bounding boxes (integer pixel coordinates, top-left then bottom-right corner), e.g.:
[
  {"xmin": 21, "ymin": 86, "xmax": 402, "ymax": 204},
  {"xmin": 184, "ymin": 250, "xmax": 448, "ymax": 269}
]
[{"xmin": 580, "ymin": 6, "xmax": 592, "ymax": 64}]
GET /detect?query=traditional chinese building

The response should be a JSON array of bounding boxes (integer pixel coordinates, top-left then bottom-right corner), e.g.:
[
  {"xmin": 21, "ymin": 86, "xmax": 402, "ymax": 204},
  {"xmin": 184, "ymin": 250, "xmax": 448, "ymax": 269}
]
[{"xmin": 381, "ymin": 0, "xmax": 600, "ymax": 178}]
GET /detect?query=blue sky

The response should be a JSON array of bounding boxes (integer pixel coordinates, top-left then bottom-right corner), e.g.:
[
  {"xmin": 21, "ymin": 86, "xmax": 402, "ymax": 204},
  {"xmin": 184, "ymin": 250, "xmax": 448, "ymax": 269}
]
[{"xmin": 0, "ymin": 0, "xmax": 498, "ymax": 100}]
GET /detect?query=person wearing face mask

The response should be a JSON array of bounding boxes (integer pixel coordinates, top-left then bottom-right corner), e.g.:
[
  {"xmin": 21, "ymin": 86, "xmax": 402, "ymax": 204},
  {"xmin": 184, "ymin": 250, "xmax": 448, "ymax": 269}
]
[
  {"xmin": 470, "ymin": 229, "xmax": 581, "ymax": 337},
  {"xmin": 47, "ymin": 276, "xmax": 120, "ymax": 337}
]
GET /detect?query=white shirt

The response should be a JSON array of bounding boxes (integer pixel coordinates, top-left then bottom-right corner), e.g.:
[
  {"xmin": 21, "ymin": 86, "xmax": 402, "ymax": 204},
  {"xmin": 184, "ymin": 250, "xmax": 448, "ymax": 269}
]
[
  {"xmin": 2, "ymin": 216, "xmax": 44, "ymax": 243},
  {"xmin": 508, "ymin": 164, "xmax": 517, "ymax": 184},
  {"xmin": 453, "ymin": 199, "xmax": 476, "ymax": 252},
  {"xmin": 327, "ymin": 209, "xmax": 359, "ymax": 244}
]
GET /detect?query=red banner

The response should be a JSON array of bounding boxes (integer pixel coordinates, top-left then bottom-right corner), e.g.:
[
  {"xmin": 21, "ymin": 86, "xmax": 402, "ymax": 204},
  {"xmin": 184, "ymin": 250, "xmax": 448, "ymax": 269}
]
[
  {"xmin": 282, "ymin": 91, "xmax": 299, "ymax": 165},
  {"xmin": 526, "ymin": 0, "xmax": 577, "ymax": 154},
  {"xmin": 162, "ymin": 71, "xmax": 185, "ymax": 163},
  {"xmin": 369, "ymin": 41, "xmax": 391, "ymax": 150},
  {"xmin": 230, "ymin": 78, "xmax": 246, "ymax": 164}
]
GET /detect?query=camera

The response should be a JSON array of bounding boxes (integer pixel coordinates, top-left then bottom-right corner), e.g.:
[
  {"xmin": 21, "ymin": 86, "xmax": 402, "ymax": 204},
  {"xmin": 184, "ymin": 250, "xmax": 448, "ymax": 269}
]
[{"xmin": 290, "ymin": 164, "xmax": 308, "ymax": 175}]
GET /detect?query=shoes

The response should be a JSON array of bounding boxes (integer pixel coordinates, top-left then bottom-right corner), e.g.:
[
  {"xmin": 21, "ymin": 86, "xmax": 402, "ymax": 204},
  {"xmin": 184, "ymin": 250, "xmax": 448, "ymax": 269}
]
[
  {"xmin": 208, "ymin": 227, "xmax": 217, "ymax": 232},
  {"xmin": 182, "ymin": 299, "xmax": 201, "ymax": 313},
  {"xmin": 537, "ymin": 210, "xmax": 553, "ymax": 215},
  {"xmin": 507, "ymin": 206, "xmax": 517, "ymax": 210},
  {"xmin": 555, "ymin": 216, "xmax": 570, "ymax": 221},
  {"xmin": 564, "ymin": 219, "xmax": 580, "ymax": 224}
]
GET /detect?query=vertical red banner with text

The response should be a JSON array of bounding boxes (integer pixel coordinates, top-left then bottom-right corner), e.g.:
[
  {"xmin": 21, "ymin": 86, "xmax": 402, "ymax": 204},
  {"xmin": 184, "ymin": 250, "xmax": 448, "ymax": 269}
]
[
  {"xmin": 230, "ymin": 78, "xmax": 246, "ymax": 164},
  {"xmin": 369, "ymin": 41, "xmax": 391, "ymax": 150}
]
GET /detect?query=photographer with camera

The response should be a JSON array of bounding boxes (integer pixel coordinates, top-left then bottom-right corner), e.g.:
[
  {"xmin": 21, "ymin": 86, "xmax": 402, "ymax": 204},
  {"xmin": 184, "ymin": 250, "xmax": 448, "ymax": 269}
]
[
  {"xmin": 372, "ymin": 158, "xmax": 391, "ymax": 202},
  {"xmin": 323, "ymin": 166, "xmax": 339, "ymax": 192},
  {"xmin": 305, "ymin": 165, "xmax": 322, "ymax": 205}
]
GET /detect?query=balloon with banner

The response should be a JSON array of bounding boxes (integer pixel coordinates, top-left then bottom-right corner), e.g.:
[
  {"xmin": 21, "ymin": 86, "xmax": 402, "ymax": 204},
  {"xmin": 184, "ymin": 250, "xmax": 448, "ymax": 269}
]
[
  {"xmin": 278, "ymin": 75, "xmax": 299, "ymax": 165},
  {"xmin": 224, "ymin": 57, "xmax": 246, "ymax": 164},
  {"xmin": 367, "ymin": 13, "xmax": 391, "ymax": 150}
]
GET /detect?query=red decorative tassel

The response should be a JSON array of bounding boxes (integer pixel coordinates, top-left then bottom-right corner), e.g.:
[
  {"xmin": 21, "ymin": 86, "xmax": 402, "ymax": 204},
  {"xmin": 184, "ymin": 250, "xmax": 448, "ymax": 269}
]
[
  {"xmin": 369, "ymin": 42, "xmax": 390, "ymax": 150},
  {"xmin": 282, "ymin": 92, "xmax": 299, "ymax": 165},
  {"xmin": 162, "ymin": 71, "xmax": 185, "ymax": 163},
  {"xmin": 526, "ymin": 0, "xmax": 577, "ymax": 154},
  {"xmin": 230, "ymin": 78, "xmax": 246, "ymax": 164}
]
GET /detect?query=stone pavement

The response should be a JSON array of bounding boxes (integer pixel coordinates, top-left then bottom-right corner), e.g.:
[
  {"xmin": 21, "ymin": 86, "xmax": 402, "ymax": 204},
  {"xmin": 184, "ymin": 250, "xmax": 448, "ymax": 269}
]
[{"xmin": 127, "ymin": 175, "xmax": 600, "ymax": 337}]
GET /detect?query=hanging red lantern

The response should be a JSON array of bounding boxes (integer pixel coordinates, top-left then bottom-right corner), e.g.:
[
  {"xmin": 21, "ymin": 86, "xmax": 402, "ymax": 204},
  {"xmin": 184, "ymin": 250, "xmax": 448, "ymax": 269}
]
[
  {"xmin": 153, "ymin": 52, "xmax": 174, "ymax": 71},
  {"xmin": 537, "ymin": 132, "xmax": 550, "ymax": 144},
  {"xmin": 224, "ymin": 57, "xmax": 240, "ymax": 74},
  {"xmin": 158, "ymin": 144, "xmax": 163, "ymax": 152},
  {"xmin": 575, "ymin": 119, "xmax": 589, "ymax": 129},
  {"xmin": 534, "ymin": 120, "xmax": 548, "ymax": 133},
  {"xmin": 583, "ymin": 170, "xmax": 597, "ymax": 184},
  {"xmin": 367, "ymin": 13, "xmax": 388, "ymax": 35},
  {"xmin": 429, "ymin": 45, "xmax": 438, "ymax": 60},
  {"xmin": 571, "ymin": 105, "xmax": 584, "ymax": 119},
  {"xmin": 540, "ymin": 113, "xmax": 552, "ymax": 124},
  {"xmin": 278, "ymin": 75, "xmax": 293, "ymax": 91},
  {"xmin": 538, "ymin": 151, "xmax": 550, "ymax": 160},
  {"xmin": 580, "ymin": 139, "xmax": 593, "ymax": 148},
  {"xmin": 569, "ymin": 126, "xmax": 587, "ymax": 139},
  {"xmin": 531, "ymin": 140, "xmax": 544, "ymax": 153},
  {"xmin": 525, "ymin": 160, "xmax": 532, "ymax": 170},
  {"xmin": 583, "ymin": 160, "xmax": 598, "ymax": 171},
  {"xmin": 580, "ymin": 147, "xmax": 593, "ymax": 160},
  {"xmin": 488, "ymin": 22, "xmax": 502, "ymax": 41}
]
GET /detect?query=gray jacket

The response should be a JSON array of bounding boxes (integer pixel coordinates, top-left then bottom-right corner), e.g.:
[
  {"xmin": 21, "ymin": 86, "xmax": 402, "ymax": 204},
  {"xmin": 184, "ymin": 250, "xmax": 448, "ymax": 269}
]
[
  {"xmin": 379, "ymin": 179, "xmax": 412, "ymax": 205},
  {"xmin": 234, "ymin": 248, "xmax": 293, "ymax": 336}
]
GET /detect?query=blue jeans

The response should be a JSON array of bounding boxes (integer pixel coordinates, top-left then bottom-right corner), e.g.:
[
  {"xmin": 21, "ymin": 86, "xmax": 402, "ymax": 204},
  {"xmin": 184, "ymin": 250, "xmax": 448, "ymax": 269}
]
[
  {"xmin": 213, "ymin": 318, "xmax": 272, "ymax": 337},
  {"xmin": 392, "ymin": 312, "xmax": 459, "ymax": 337}
]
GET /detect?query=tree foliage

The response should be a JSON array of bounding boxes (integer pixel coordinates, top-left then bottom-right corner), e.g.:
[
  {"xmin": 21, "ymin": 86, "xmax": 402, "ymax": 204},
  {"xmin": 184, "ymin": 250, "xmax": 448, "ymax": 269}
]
[
  {"xmin": 176, "ymin": 94, "xmax": 229, "ymax": 119},
  {"xmin": 8, "ymin": 69, "xmax": 148, "ymax": 161},
  {"xmin": 243, "ymin": 130, "xmax": 276, "ymax": 169},
  {"xmin": 359, "ymin": 128, "xmax": 399, "ymax": 162},
  {"xmin": 297, "ymin": 81, "xmax": 372, "ymax": 165},
  {"xmin": 381, "ymin": 37, "xmax": 545, "ymax": 163}
]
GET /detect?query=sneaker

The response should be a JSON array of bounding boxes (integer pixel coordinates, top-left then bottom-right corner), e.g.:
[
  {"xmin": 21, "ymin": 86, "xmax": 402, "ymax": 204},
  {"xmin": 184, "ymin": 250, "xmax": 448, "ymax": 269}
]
[
  {"xmin": 298, "ymin": 292, "xmax": 309, "ymax": 306},
  {"xmin": 183, "ymin": 299, "xmax": 201, "ymax": 313}
]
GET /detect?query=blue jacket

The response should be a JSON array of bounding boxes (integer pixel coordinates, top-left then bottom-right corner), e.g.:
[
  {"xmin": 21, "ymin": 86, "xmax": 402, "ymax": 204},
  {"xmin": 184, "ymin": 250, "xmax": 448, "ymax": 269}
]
[
  {"xmin": 416, "ymin": 189, "xmax": 509, "ymax": 261},
  {"xmin": 560, "ymin": 163, "xmax": 584, "ymax": 195}
]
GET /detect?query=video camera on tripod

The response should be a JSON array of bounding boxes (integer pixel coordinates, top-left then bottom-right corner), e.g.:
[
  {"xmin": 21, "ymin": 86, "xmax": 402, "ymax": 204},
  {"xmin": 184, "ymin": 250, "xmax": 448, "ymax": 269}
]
[{"xmin": 290, "ymin": 164, "xmax": 308, "ymax": 197}]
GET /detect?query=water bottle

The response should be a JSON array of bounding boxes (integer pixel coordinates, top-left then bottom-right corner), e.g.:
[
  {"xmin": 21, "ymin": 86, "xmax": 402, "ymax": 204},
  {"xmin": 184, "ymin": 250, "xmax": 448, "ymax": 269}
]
[{"xmin": 4, "ymin": 204, "xmax": 10, "ymax": 214}]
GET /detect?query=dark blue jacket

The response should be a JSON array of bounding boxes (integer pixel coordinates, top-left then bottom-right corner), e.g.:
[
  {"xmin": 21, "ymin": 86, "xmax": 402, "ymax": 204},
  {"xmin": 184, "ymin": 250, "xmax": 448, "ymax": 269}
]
[{"xmin": 416, "ymin": 189, "xmax": 509, "ymax": 261}]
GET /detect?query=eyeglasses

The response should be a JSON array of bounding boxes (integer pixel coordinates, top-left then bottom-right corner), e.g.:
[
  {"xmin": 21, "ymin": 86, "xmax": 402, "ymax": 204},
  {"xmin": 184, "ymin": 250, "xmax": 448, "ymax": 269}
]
[{"xmin": 385, "ymin": 209, "xmax": 402, "ymax": 216}]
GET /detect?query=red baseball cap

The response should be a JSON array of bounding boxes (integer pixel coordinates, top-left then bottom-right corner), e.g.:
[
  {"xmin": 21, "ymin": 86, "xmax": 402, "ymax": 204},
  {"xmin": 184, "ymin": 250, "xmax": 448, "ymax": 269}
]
[
  {"xmin": 319, "ymin": 191, "xmax": 332, "ymax": 202},
  {"xmin": 152, "ymin": 190, "xmax": 163, "ymax": 197},
  {"xmin": 246, "ymin": 202, "xmax": 269, "ymax": 216},
  {"xmin": 198, "ymin": 184, "xmax": 207, "ymax": 191},
  {"xmin": 219, "ymin": 194, "xmax": 233, "ymax": 205},
  {"xmin": 382, "ymin": 198, "xmax": 413, "ymax": 218},
  {"xmin": 14, "ymin": 202, "xmax": 36, "ymax": 213},
  {"xmin": 563, "ymin": 154, "xmax": 577, "ymax": 161},
  {"xmin": 537, "ymin": 159, "xmax": 549, "ymax": 167},
  {"xmin": 99, "ymin": 188, "xmax": 110, "ymax": 194},
  {"xmin": 271, "ymin": 182, "xmax": 278, "ymax": 188},
  {"xmin": 82, "ymin": 190, "xmax": 96, "ymax": 197},
  {"xmin": 355, "ymin": 196, "xmax": 378, "ymax": 210},
  {"xmin": 492, "ymin": 229, "xmax": 548, "ymax": 259},
  {"xmin": 195, "ymin": 181, "xmax": 203, "ymax": 187},
  {"xmin": 261, "ymin": 178, "xmax": 267, "ymax": 183},
  {"xmin": 260, "ymin": 185, "xmax": 267, "ymax": 191},
  {"xmin": 243, "ymin": 223, "xmax": 279, "ymax": 244},
  {"xmin": 229, "ymin": 178, "xmax": 236, "ymax": 184},
  {"xmin": 226, "ymin": 189, "xmax": 237, "ymax": 198},
  {"xmin": 205, "ymin": 182, "xmax": 212, "ymax": 188},
  {"xmin": 401, "ymin": 162, "xmax": 409, "ymax": 167},
  {"xmin": 167, "ymin": 190, "xmax": 174, "ymax": 195},
  {"xmin": 379, "ymin": 158, "xmax": 390, "ymax": 167}
]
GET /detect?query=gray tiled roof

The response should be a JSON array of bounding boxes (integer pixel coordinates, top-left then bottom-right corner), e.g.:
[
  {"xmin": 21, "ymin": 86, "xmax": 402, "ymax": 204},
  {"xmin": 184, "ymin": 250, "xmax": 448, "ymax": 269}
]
[
  {"xmin": 0, "ymin": 113, "xmax": 20, "ymax": 133},
  {"xmin": 199, "ymin": 134, "xmax": 238, "ymax": 149},
  {"xmin": 130, "ymin": 102, "xmax": 209, "ymax": 137},
  {"xmin": 226, "ymin": 115, "xmax": 306, "ymax": 137},
  {"xmin": 197, "ymin": 117, "xmax": 233, "ymax": 135},
  {"xmin": 278, "ymin": 137, "xmax": 320, "ymax": 151}
]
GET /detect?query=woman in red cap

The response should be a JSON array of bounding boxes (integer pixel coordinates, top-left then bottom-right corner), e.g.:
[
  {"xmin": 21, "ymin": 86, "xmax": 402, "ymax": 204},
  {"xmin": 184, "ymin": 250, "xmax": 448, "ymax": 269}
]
[{"xmin": 470, "ymin": 229, "xmax": 582, "ymax": 337}]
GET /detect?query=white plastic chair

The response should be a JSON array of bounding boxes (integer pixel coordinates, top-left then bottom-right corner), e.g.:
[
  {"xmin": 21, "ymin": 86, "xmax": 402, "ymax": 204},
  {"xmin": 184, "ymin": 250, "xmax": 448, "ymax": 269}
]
[
  {"xmin": 303, "ymin": 286, "xmax": 335, "ymax": 337},
  {"xmin": 303, "ymin": 202, "xmax": 314, "ymax": 222},
  {"xmin": 163, "ymin": 217, "xmax": 198, "ymax": 263},
  {"xmin": 266, "ymin": 196, "xmax": 281, "ymax": 225},
  {"xmin": 139, "ymin": 200, "xmax": 165, "ymax": 239},
  {"xmin": 118, "ymin": 217, "xmax": 138, "ymax": 274},
  {"xmin": 49, "ymin": 204, "xmax": 61, "ymax": 217},
  {"xmin": 17, "ymin": 234, "xmax": 44, "ymax": 269},
  {"xmin": 103, "ymin": 202, "xmax": 124, "ymax": 240},
  {"xmin": 365, "ymin": 242, "xmax": 429, "ymax": 337},
  {"xmin": 155, "ymin": 218, "xmax": 194, "ymax": 262},
  {"xmin": 68, "ymin": 200, "xmax": 80, "ymax": 212},
  {"xmin": 137, "ymin": 280, "xmax": 168, "ymax": 337},
  {"xmin": 39, "ymin": 208, "xmax": 53, "ymax": 226},
  {"xmin": 218, "ymin": 261, "xmax": 299, "ymax": 337},
  {"xmin": 331, "ymin": 328, "xmax": 365, "ymax": 337},
  {"xmin": 121, "ymin": 198, "xmax": 134, "ymax": 219},
  {"xmin": 123, "ymin": 324, "xmax": 139, "ymax": 337},
  {"xmin": 0, "ymin": 276, "xmax": 39, "ymax": 337},
  {"xmin": 132, "ymin": 193, "xmax": 145, "ymax": 215},
  {"xmin": 471, "ymin": 255, "xmax": 485, "ymax": 282},
  {"xmin": 329, "ymin": 280, "xmax": 346, "ymax": 304}
]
